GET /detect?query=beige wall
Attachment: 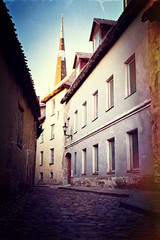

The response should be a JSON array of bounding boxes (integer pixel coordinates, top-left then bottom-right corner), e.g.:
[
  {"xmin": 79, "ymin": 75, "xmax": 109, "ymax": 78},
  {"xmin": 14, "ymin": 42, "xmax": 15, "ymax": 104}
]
[
  {"xmin": 35, "ymin": 89, "xmax": 67, "ymax": 185},
  {"xmin": 0, "ymin": 52, "xmax": 37, "ymax": 197}
]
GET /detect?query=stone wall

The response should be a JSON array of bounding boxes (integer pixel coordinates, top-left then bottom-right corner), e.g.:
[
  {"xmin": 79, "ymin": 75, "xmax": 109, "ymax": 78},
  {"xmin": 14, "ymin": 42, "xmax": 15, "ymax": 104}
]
[
  {"xmin": 148, "ymin": 15, "xmax": 160, "ymax": 189},
  {"xmin": 71, "ymin": 175, "xmax": 155, "ymax": 190}
]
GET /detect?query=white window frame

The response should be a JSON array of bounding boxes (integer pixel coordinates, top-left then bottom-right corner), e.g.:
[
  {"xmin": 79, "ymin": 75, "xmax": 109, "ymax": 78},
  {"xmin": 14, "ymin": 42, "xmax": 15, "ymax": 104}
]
[
  {"xmin": 82, "ymin": 101, "xmax": 87, "ymax": 128},
  {"xmin": 92, "ymin": 90, "xmax": 98, "ymax": 121},
  {"xmin": 74, "ymin": 110, "xmax": 78, "ymax": 134},
  {"xmin": 82, "ymin": 148, "xmax": 87, "ymax": 175},
  {"xmin": 94, "ymin": 32, "xmax": 100, "ymax": 51},
  {"xmin": 107, "ymin": 138, "xmax": 115, "ymax": 173},
  {"xmin": 51, "ymin": 124, "xmax": 55, "ymax": 139},
  {"xmin": 125, "ymin": 54, "xmax": 136, "ymax": 97},
  {"xmin": 49, "ymin": 148, "xmax": 54, "ymax": 165},
  {"xmin": 40, "ymin": 131, "xmax": 44, "ymax": 143},
  {"xmin": 106, "ymin": 75, "xmax": 114, "ymax": 110},
  {"xmin": 39, "ymin": 151, "xmax": 43, "ymax": 166},
  {"xmin": 92, "ymin": 144, "xmax": 99, "ymax": 174},
  {"xmin": 126, "ymin": 129, "xmax": 139, "ymax": 172},
  {"xmin": 51, "ymin": 99, "xmax": 55, "ymax": 116}
]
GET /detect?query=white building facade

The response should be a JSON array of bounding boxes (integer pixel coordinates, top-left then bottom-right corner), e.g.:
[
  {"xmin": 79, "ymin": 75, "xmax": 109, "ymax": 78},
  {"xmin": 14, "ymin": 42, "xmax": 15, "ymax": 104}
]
[{"xmin": 61, "ymin": 1, "xmax": 154, "ymax": 189}]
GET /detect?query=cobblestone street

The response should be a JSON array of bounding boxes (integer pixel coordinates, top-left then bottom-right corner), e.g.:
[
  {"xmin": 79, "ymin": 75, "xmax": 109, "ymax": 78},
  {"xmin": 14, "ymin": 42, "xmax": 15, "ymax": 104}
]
[{"xmin": 0, "ymin": 186, "xmax": 160, "ymax": 240}]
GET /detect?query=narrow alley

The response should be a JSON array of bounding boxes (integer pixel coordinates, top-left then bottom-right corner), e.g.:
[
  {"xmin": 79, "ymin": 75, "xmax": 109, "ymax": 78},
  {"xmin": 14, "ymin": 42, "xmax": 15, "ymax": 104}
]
[{"xmin": 0, "ymin": 186, "xmax": 160, "ymax": 240}]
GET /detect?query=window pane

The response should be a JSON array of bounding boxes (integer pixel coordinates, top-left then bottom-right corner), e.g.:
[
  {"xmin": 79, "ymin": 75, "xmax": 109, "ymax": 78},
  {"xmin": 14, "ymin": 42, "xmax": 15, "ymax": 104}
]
[
  {"xmin": 129, "ymin": 58, "xmax": 136, "ymax": 94},
  {"xmin": 131, "ymin": 131, "xmax": 139, "ymax": 169}
]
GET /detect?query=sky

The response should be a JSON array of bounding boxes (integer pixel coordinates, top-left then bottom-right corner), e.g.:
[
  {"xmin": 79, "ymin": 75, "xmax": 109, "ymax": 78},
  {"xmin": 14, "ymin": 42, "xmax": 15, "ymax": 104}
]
[{"xmin": 4, "ymin": 0, "xmax": 123, "ymax": 99}]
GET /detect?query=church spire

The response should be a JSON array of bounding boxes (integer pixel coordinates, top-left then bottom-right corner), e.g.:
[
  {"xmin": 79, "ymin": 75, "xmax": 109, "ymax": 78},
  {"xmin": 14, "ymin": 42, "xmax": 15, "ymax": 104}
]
[{"xmin": 54, "ymin": 14, "xmax": 67, "ymax": 88}]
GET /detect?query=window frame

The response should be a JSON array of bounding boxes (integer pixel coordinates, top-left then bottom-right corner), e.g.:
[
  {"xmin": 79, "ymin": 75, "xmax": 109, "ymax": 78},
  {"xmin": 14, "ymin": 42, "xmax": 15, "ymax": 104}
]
[
  {"xmin": 82, "ymin": 148, "xmax": 87, "ymax": 175},
  {"xmin": 106, "ymin": 75, "xmax": 114, "ymax": 111},
  {"xmin": 49, "ymin": 148, "xmax": 54, "ymax": 165},
  {"xmin": 94, "ymin": 32, "xmax": 100, "ymax": 51},
  {"xmin": 51, "ymin": 99, "xmax": 55, "ymax": 116},
  {"xmin": 92, "ymin": 144, "xmax": 99, "ymax": 174},
  {"xmin": 74, "ymin": 110, "xmax": 78, "ymax": 134},
  {"xmin": 125, "ymin": 53, "xmax": 136, "ymax": 97},
  {"xmin": 82, "ymin": 101, "xmax": 87, "ymax": 128},
  {"xmin": 39, "ymin": 151, "xmax": 43, "ymax": 166},
  {"xmin": 107, "ymin": 138, "xmax": 115, "ymax": 174},
  {"xmin": 50, "ymin": 124, "xmax": 55, "ymax": 140},
  {"xmin": 126, "ymin": 129, "xmax": 139, "ymax": 173},
  {"xmin": 92, "ymin": 90, "xmax": 98, "ymax": 121}
]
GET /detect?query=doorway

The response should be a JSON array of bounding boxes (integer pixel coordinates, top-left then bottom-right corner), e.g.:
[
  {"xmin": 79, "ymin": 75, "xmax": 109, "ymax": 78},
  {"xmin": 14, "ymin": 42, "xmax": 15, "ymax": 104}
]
[{"xmin": 65, "ymin": 153, "xmax": 71, "ymax": 184}]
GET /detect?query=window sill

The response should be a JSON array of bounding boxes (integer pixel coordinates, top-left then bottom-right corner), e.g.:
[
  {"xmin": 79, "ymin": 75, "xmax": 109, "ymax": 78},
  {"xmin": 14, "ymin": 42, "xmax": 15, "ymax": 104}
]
[
  {"xmin": 82, "ymin": 125, "xmax": 86, "ymax": 129},
  {"xmin": 40, "ymin": 142, "xmax": 44, "ymax": 144},
  {"xmin": 50, "ymin": 138, "xmax": 54, "ymax": 140},
  {"xmin": 49, "ymin": 163, "xmax": 54, "ymax": 165},
  {"xmin": 127, "ymin": 169, "xmax": 139, "ymax": 173},
  {"xmin": 74, "ymin": 131, "xmax": 77, "ymax": 135},
  {"xmin": 51, "ymin": 114, "xmax": 55, "ymax": 117},
  {"xmin": 107, "ymin": 171, "xmax": 115, "ymax": 175},
  {"xmin": 81, "ymin": 173, "xmax": 86, "ymax": 176},
  {"xmin": 39, "ymin": 164, "xmax": 43, "ymax": 166},
  {"xmin": 106, "ymin": 106, "xmax": 114, "ymax": 113},
  {"xmin": 92, "ymin": 117, "xmax": 98, "ymax": 122},
  {"xmin": 92, "ymin": 172, "xmax": 99, "ymax": 175},
  {"xmin": 124, "ymin": 90, "xmax": 136, "ymax": 99}
]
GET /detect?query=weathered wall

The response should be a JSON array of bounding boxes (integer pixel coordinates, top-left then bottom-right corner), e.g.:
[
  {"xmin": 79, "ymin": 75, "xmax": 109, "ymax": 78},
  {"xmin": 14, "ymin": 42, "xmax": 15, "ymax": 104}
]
[
  {"xmin": 148, "ymin": 16, "xmax": 160, "ymax": 188},
  {"xmin": 0, "ymin": 52, "xmax": 37, "ymax": 198},
  {"xmin": 63, "ymin": 7, "xmax": 153, "ymax": 189},
  {"xmin": 35, "ymin": 89, "xmax": 67, "ymax": 185}
]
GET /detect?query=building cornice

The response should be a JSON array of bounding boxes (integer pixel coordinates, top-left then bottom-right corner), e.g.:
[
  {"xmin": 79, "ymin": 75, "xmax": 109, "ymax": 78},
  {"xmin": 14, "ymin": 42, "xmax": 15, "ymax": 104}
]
[{"xmin": 65, "ymin": 99, "xmax": 151, "ymax": 149}]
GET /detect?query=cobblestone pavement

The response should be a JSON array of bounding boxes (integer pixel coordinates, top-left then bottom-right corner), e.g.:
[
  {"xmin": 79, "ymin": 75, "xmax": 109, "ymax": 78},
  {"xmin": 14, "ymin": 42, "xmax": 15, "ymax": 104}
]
[{"xmin": 0, "ymin": 186, "xmax": 160, "ymax": 240}]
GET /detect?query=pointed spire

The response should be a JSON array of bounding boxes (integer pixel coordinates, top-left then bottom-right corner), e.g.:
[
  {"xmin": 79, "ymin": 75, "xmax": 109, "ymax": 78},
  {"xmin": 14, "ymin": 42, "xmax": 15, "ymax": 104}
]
[{"xmin": 54, "ymin": 14, "xmax": 67, "ymax": 88}]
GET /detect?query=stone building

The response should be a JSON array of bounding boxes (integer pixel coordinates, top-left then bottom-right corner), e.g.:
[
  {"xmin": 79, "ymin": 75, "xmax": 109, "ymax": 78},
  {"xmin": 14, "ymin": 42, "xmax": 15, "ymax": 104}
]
[
  {"xmin": 141, "ymin": 0, "xmax": 160, "ymax": 189},
  {"xmin": 0, "ymin": 0, "xmax": 40, "ymax": 198},
  {"xmin": 61, "ymin": 0, "xmax": 155, "ymax": 189}
]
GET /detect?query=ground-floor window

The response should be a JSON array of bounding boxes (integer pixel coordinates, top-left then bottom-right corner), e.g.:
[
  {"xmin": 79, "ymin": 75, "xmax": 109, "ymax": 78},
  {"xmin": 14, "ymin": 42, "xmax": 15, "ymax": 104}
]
[
  {"xmin": 127, "ymin": 129, "xmax": 139, "ymax": 172},
  {"xmin": 39, "ymin": 172, "xmax": 43, "ymax": 180},
  {"xmin": 92, "ymin": 144, "xmax": 99, "ymax": 174},
  {"xmin": 82, "ymin": 148, "xmax": 87, "ymax": 175},
  {"xmin": 107, "ymin": 138, "xmax": 115, "ymax": 173}
]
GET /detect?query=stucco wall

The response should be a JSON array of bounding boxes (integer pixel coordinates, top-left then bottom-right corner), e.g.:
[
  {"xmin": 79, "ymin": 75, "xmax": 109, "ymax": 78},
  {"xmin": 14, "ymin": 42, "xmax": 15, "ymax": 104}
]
[
  {"xmin": 0, "ymin": 52, "xmax": 37, "ymax": 198},
  {"xmin": 64, "ymin": 9, "xmax": 153, "ymax": 189},
  {"xmin": 35, "ymin": 89, "xmax": 67, "ymax": 185}
]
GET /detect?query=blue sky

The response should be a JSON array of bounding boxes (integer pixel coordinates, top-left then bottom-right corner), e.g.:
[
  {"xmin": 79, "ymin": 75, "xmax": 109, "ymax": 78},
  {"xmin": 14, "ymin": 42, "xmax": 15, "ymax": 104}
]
[{"xmin": 5, "ymin": 0, "xmax": 123, "ymax": 98}]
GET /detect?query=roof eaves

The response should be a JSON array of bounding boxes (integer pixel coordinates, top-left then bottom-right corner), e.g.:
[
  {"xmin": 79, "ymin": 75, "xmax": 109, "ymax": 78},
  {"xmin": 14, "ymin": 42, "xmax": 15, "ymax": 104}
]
[{"xmin": 61, "ymin": 0, "xmax": 148, "ymax": 104}]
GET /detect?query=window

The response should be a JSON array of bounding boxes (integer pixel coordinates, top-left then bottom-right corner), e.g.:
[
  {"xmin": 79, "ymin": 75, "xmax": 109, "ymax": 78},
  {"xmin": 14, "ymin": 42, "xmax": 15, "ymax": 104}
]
[
  {"xmin": 106, "ymin": 75, "xmax": 114, "ymax": 110},
  {"xmin": 40, "ymin": 151, "xmax": 43, "ymax": 166},
  {"xmin": 107, "ymin": 138, "xmax": 115, "ymax": 173},
  {"xmin": 74, "ymin": 110, "xmax": 78, "ymax": 133},
  {"xmin": 82, "ymin": 148, "xmax": 87, "ymax": 175},
  {"xmin": 76, "ymin": 64, "xmax": 80, "ymax": 77},
  {"xmin": 51, "ymin": 100, "xmax": 55, "ymax": 116},
  {"xmin": 125, "ymin": 54, "xmax": 136, "ymax": 96},
  {"xmin": 82, "ymin": 101, "xmax": 87, "ymax": 128},
  {"xmin": 74, "ymin": 152, "xmax": 77, "ymax": 175},
  {"xmin": 127, "ymin": 129, "xmax": 139, "ymax": 172},
  {"xmin": 39, "ymin": 172, "xmax": 43, "ymax": 180},
  {"xmin": 94, "ymin": 32, "xmax": 100, "ymax": 51},
  {"xmin": 17, "ymin": 105, "xmax": 23, "ymax": 148},
  {"xmin": 40, "ymin": 131, "xmax": 44, "ymax": 143},
  {"xmin": 51, "ymin": 124, "xmax": 55, "ymax": 139},
  {"xmin": 50, "ymin": 172, "xmax": 53, "ymax": 179},
  {"xmin": 92, "ymin": 90, "xmax": 98, "ymax": 121},
  {"xmin": 93, "ymin": 144, "xmax": 99, "ymax": 174},
  {"xmin": 50, "ymin": 148, "xmax": 54, "ymax": 165}
]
